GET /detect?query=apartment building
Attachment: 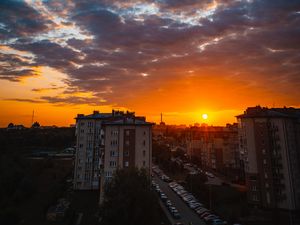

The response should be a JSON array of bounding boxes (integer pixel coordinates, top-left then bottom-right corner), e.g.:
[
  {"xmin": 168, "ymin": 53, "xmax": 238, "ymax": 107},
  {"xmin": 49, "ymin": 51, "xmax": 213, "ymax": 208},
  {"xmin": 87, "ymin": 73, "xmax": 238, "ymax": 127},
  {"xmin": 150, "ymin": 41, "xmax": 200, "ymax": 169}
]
[
  {"xmin": 186, "ymin": 124, "xmax": 240, "ymax": 173},
  {"xmin": 73, "ymin": 110, "xmax": 152, "ymax": 191},
  {"xmin": 100, "ymin": 118, "xmax": 152, "ymax": 202},
  {"xmin": 237, "ymin": 106, "xmax": 300, "ymax": 210}
]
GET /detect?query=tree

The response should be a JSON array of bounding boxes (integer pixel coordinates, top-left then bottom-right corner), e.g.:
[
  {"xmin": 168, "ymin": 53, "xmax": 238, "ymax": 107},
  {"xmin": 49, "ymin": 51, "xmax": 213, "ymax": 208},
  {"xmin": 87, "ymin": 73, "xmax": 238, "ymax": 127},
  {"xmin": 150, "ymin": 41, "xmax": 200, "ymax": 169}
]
[
  {"xmin": 31, "ymin": 121, "xmax": 40, "ymax": 128},
  {"xmin": 100, "ymin": 168, "xmax": 160, "ymax": 225},
  {"xmin": 7, "ymin": 123, "xmax": 14, "ymax": 128}
]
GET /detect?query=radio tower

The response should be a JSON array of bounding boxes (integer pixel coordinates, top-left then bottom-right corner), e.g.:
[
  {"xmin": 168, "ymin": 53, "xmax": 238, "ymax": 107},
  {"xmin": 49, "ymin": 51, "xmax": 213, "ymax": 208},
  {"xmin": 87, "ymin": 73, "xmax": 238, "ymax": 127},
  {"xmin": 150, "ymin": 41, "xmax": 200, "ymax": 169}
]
[{"xmin": 31, "ymin": 110, "xmax": 34, "ymax": 126}]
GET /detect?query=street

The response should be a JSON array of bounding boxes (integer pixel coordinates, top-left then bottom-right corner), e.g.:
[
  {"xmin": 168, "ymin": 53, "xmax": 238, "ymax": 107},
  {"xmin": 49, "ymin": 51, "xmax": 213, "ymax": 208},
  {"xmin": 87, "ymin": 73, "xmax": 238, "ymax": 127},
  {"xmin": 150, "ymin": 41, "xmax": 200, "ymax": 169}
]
[{"xmin": 154, "ymin": 175, "xmax": 206, "ymax": 225}]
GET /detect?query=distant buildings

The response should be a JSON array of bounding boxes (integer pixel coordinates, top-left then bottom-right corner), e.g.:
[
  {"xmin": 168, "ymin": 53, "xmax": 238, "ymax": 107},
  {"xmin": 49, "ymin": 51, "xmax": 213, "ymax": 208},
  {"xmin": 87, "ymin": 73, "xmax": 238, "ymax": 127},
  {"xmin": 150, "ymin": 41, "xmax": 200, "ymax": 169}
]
[
  {"xmin": 237, "ymin": 106, "xmax": 300, "ymax": 210},
  {"xmin": 7, "ymin": 123, "xmax": 25, "ymax": 130},
  {"xmin": 73, "ymin": 110, "xmax": 153, "ymax": 193},
  {"xmin": 186, "ymin": 124, "xmax": 241, "ymax": 176}
]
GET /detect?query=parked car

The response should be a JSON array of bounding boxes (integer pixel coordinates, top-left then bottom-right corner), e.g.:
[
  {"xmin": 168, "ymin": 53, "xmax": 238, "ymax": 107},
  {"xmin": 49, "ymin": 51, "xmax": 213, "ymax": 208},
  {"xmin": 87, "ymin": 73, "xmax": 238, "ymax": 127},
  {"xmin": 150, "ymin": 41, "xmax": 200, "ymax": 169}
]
[
  {"xmin": 169, "ymin": 182, "xmax": 178, "ymax": 188},
  {"xmin": 196, "ymin": 208, "xmax": 209, "ymax": 215},
  {"xmin": 210, "ymin": 219, "xmax": 228, "ymax": 225},
  {"xmin": 203, "ymin": 214, "xmax": 219, "ymax": 222},
  {"xmin": 183, "ymin": 195, "xmax": 195, "ymax": 202},
  {"xmin": 199, "ymin": 211, "xmax": 212, "ymax": 218},
  {"xmin": 172, "ymin": 211, "xmax": 181, "ymax": 219},
  {"xmin": 177, "ymin": 189, "xmax": 187, "ymax": 195},
  {"xmin": 206, "ymin": 172, "xmax": 215, "ymax": 178},
  {"xmin": 189, "ymin": 202, "xmax": 203, "ymax": 209}
]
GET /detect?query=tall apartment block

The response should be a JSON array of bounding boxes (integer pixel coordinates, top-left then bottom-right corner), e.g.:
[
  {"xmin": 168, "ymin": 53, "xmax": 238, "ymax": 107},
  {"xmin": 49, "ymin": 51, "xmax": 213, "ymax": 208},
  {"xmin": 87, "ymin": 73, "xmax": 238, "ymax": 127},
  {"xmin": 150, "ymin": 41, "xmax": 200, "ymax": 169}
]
[
  {"xmin": 73, "ymin": 110, "xmax": 152, "ymax": 191},
  {"xmin": 237, "ymin": 106, "xmax": 300, "ymax": 210},
  {"xmin": 99, "ymin": 118, "xmax": 152, "ymax": 202}
]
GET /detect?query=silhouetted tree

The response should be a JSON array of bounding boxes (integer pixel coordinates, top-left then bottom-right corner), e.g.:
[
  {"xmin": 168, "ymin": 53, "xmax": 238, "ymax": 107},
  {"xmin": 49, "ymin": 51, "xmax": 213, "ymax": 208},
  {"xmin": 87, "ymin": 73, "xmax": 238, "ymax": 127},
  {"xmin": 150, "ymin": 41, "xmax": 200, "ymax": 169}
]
[
  {"xmin": 31, "ymin": 121, "xmax": 40, "ymax": 128},
  {"xmin": 100, "ymin": 168, "xmax": 160, "ymax": 225},
  {"xmin": 7, "ymin": 123, "xmax": 14, "ymax": 128}
]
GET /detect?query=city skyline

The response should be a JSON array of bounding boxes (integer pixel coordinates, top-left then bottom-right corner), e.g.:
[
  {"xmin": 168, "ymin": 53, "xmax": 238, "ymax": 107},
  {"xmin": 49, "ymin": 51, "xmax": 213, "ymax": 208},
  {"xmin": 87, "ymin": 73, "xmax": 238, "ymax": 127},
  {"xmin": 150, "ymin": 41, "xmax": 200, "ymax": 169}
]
[{"xmin": 1, "ymin": 0, "xmax": 300, "ymax": 127}]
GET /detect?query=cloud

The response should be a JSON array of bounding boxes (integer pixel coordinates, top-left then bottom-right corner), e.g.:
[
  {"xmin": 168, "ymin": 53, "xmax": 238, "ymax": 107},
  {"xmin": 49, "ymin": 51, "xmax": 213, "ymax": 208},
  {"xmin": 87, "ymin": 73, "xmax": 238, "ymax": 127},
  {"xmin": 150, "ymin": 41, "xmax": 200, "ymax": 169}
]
[
  {"xmin": 40, "ymin": 96, "xmax": 106, "ymax": 106},
  {"xmin": 0, "ymin": 52, "xmax": 39, "ymax": 81},
  {"xmin": 0, "ymin": 0, "xmax": 53, "ymax": 41},
  {"xmin": 5, "ymin": 98, "xmax": 45, "ymax": 103},
  {"xmin": 0, "ymin": 0, "xmax": 299, "ymax": 108},
  {"xmin": 31, "ymin": 87, "xmax": 64, "ymax": 92}
]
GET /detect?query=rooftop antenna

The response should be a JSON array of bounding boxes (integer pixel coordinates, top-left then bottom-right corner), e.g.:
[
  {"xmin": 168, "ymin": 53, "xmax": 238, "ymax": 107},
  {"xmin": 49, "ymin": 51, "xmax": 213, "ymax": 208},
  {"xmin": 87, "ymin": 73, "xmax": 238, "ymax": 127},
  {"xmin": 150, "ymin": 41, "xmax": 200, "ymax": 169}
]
[{"xmin": 31, "ymin": 110, "xmax": 34, "ymax": 125}]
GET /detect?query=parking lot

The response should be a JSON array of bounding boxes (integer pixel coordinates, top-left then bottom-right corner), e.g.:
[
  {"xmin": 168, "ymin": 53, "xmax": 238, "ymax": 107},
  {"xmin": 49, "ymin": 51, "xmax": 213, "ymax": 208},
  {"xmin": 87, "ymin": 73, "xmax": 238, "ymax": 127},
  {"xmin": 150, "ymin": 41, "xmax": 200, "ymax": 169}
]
[
  {"xmin": 154, "ymin": 174, "xmax": 206, "ymax": 225},
  {"xmin": 152, "ymin": 164, "xmax": 230, "ymax": 225}
]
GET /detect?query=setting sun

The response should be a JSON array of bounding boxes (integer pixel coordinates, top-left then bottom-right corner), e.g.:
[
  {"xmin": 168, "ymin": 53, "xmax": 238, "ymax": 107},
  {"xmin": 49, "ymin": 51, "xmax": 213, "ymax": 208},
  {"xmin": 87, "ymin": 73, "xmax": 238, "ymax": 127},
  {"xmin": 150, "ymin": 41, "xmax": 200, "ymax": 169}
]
[{"xmin": 202, "ymin": 114, "xmax": 208, "ymax": 120}]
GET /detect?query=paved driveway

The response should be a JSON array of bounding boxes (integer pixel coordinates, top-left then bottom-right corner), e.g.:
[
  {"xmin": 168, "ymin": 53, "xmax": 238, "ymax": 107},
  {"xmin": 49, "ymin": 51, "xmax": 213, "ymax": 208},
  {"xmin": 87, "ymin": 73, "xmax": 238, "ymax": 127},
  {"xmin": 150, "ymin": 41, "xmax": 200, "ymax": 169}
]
[{"xmin": 154, "ymin": 175, "xmax": 206, "ymax": 225}]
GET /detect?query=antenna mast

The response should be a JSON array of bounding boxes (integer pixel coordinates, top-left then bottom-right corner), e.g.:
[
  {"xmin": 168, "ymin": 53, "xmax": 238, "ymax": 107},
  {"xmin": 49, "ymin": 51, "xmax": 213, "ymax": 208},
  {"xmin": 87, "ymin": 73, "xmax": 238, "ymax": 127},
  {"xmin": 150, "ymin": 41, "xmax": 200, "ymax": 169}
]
[{"xmin": 31, "ymin": 110, "xmax": 34, "ymax": 125}]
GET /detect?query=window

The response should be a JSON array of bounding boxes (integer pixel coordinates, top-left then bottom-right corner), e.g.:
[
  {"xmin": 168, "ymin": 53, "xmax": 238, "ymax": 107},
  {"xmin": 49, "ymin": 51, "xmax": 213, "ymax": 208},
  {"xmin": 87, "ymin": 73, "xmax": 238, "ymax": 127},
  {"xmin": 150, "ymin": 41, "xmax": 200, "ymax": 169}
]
[
  {"xmin": 109, "ymin": 161, "xmax": 117, "ymax": 167},
  {"xmin": 143, "ymin": 140, "xmax": 146, "ymax": 146},
  {"xmin": 105, "ymin": 171, "xmax": 112, "ymax": 178},
  {"xmin": 143, "ymin": 150, "xmax": 146, "ymax": 157},
  {"xmin": 126, "ymin": 130, "xmax": 130, "ymax": 136},
  {"xmin": 143, "ymin": 131, "xmax": 146, "ymax": 136},
  {"xmin": 110, "ymin": 151, "xmax": 116, "ymax": 157},
  {"xmin": 143, "ymin": 161, "xmax": 146, "ymax": 166},
  {"xmin": 125, "ymin": 140, "xmax": 130, "ymax": 146},
  {"xmin": 125, "ymin": 161, "xmax": 129, "ymax": 167},
  {"xmin": 252, "ymin": 194, "xmax": 259, "ymax": 201},
  {"xmin": 124, "ymin": 151, "xmax": 129, "ymax": 156}
]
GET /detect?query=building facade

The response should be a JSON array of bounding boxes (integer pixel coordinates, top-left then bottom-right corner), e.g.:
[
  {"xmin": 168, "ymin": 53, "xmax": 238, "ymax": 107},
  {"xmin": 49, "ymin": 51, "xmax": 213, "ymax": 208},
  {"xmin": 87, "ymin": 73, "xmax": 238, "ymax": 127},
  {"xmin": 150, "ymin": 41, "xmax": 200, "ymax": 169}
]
[
  {"xmin": 237, "ymin": 106, "xmax": 300, "ymax": 210},
  {"xmin": 73, "ymin": 110, "xmax": 152, "ymax": 191},
  {"xmin": 186, "ymin": 124, "xmax": 240, "ymax": 174},
  {"xmin": 100, "ymin": 118, "xmax": 152, "ymax": 202}
]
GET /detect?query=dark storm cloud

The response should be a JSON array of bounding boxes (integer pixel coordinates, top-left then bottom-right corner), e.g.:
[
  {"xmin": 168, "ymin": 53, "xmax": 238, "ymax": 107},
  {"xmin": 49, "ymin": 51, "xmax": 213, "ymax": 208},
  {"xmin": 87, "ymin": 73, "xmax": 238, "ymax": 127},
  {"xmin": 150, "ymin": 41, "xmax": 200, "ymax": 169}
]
[
  {"xmin": 0, "ymin": 0, "xmax": 53, "ymax": 40},
  {"xmin": 1, "ymin": 0, "xmax": 300, "ymax": 106},
  {"xmin": 0, "ymin": 52, "xmax": 38, "ymax": 81},
  {"xmin": 158, "ymin": 0, "xmax": 213, "ymax": 9},
  {"xmin": 11, "ymin": 40, "xmax": 81, "ymax": 70}
]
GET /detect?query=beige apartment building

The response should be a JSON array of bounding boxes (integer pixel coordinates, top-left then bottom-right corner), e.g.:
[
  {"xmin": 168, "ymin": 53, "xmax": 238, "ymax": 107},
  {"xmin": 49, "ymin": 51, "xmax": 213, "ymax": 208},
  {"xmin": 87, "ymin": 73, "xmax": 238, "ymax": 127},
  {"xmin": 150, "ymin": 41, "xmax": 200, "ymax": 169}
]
[
  {"xmin": 237, "ymin": 106, "xmax": 300, "ymax": 210},
  {"xmin": 74, "ymin": 110, "xmax": 152, "ymax": 191},
  {"xmin": 100, "ymin": 118, "xmax": 152, "ymax": 202}
]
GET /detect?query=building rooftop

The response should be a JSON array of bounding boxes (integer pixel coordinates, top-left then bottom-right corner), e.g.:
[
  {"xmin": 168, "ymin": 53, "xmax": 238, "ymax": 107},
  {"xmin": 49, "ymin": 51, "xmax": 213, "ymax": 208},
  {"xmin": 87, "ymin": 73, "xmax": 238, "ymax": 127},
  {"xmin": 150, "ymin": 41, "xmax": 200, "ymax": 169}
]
[
  {"xmin": 102, "ymin": 118, "xmax": 153, "ymax": 126},
  {"xmin": 75, "ymin": 110, "xmax": 153, "ymax": 125},
  {"xmin": 236, "ymin": 106, "xmax": 300, "ymax": 119}
]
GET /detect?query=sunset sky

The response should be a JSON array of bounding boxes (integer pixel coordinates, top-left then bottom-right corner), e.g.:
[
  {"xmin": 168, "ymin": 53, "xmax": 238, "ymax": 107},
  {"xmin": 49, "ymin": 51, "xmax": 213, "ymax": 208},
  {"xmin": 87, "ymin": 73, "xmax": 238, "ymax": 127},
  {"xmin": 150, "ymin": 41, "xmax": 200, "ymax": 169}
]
[{"xmin": 1, "ymin": 0, "xmax": 300, "ymax": 127}]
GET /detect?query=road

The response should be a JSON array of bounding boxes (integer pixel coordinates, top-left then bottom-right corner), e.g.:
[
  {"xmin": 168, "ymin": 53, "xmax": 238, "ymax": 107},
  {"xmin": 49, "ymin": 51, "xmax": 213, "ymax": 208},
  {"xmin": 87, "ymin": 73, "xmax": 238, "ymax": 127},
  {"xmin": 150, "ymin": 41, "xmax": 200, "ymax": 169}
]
[{"xmin": 154, "ymin": 175, "xmax": 206, "ymax": 225}]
